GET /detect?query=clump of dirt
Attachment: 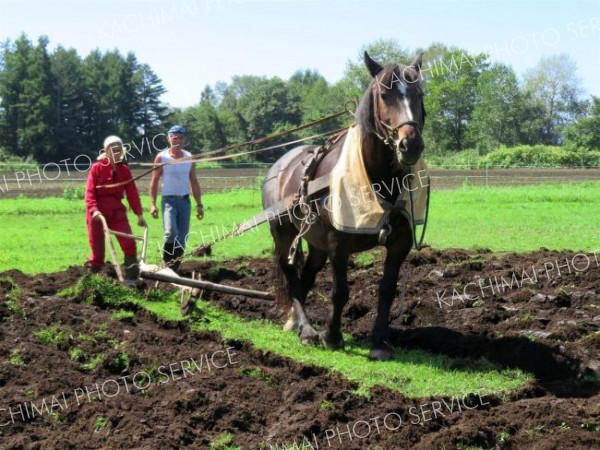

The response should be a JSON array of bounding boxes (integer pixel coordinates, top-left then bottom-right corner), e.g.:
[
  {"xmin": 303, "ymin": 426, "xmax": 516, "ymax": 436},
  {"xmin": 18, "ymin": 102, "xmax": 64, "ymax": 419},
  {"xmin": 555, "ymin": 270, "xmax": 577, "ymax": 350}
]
[{"xmin": 0, "ymin": 247, "xmax": 598, "ymax": 449}]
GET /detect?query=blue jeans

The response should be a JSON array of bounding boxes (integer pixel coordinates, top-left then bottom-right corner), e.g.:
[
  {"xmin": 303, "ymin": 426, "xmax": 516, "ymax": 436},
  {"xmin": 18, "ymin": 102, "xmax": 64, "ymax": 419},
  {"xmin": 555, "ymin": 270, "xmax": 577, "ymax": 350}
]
[{"xmin": 161, "ymin": 195, "xmax": 191, "ymax": 251}]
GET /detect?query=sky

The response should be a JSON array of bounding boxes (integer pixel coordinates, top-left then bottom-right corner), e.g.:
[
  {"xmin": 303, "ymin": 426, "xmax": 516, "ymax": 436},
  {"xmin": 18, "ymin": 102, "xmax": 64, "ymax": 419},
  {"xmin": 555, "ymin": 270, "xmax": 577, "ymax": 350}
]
[{"xmin": 1, "ymin": 0, "xmax": 599, "ymax": 108}]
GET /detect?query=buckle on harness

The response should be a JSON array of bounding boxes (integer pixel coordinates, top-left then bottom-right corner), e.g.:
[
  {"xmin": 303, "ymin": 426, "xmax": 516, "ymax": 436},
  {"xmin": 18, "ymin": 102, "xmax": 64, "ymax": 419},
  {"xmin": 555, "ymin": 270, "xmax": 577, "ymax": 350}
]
[{"xmin": 378, "ymin": 223, "xmax": 392, "ymax": 245}]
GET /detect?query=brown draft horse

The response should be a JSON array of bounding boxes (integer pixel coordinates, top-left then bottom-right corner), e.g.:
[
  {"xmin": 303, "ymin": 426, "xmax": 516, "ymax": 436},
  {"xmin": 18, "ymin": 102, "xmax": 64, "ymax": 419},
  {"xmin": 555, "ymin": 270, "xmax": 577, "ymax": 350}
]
[{"xmin": 262, "ymin": 52, "xmax": 426, "ymax": 360}]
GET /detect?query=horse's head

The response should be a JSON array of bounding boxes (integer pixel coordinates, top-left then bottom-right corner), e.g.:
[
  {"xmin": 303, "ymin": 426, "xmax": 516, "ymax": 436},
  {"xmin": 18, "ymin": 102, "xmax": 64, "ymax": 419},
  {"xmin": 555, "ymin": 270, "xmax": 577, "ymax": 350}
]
[{"xmin": 361, "ymin": 51, "xmax": 426, "ymax": 167}]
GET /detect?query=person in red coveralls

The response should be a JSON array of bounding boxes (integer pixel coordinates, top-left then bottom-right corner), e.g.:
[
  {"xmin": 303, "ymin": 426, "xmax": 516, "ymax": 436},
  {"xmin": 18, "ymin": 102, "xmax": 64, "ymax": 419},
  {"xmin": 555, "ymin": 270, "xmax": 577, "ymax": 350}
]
[{"xmin": 85, "ymin": 135, "xmax": 147, "ymax": 283}]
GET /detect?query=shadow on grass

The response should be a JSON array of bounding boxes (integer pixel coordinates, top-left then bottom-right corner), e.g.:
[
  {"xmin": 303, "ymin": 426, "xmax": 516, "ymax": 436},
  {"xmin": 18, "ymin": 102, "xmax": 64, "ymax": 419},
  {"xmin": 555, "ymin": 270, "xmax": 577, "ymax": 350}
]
[{"xmin": 389, "ymin": 326, "xmax": 598, "ymax": 397}]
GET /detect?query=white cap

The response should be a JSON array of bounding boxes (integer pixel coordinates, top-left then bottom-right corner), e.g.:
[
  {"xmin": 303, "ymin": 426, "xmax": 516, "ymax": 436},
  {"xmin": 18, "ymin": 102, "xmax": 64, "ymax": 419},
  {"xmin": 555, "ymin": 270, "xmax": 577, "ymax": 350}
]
[{"xmin": 103, "ymin": 135, "xmax": 123, "ymax": 148}]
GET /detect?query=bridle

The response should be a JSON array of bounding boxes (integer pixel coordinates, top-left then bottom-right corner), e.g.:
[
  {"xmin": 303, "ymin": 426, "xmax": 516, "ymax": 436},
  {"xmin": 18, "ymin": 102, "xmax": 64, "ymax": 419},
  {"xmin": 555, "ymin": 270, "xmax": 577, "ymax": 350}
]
[
  {"xmin": 371, "ymin": 71, "xmax": 425, "ymax": 150},
  {"xmin": 377, "ymin": 117, "xmax": 422, "ymax": 148},
  {"xmin": 370, "ymin": 74, "xmax": 430, "ymax": 251}
]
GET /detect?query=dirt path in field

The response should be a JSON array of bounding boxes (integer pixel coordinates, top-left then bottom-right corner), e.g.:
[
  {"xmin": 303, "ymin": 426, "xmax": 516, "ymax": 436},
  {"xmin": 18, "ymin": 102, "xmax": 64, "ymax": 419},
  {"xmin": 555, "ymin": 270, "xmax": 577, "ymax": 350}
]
[
  {"xmin": 0, "ymin": 248, "xmax": 598, "ymax": 449},
  {"xmin": 2, "ymin": 167, "xmax": 599, "ymax": 198}
]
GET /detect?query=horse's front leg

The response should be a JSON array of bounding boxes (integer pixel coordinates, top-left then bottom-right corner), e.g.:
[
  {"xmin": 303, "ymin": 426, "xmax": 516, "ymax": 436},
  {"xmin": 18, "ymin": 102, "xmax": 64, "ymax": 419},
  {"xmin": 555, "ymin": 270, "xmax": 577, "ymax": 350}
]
[
  {"xmin": 321, "ymin": 233, "xmax": 350, "ymax": 349},
  {"xmin": 370, "ymin": 228, "xmax": 413, "ymax": 361}
]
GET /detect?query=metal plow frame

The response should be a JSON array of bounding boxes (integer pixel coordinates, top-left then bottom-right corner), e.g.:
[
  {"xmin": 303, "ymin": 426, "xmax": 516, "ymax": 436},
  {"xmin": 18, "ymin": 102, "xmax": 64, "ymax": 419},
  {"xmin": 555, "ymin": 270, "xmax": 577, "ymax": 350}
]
[{"xmin": 98, "ymin": 210, "xmax": 273, "ymax": 301}]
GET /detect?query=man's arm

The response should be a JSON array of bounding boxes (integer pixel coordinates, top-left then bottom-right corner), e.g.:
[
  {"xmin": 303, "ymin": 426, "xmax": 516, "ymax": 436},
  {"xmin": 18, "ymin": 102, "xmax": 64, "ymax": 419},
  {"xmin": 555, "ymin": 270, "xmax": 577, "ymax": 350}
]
[
  {"xmin": 122, "ymin": 165, "xmax": 146, "ymax": 227},
  {"xmin": 123, "ymin": 165, "xmax": 144, "ymax": 216},
  {"xmin": 189, "ymin": 162, "xmax": 203, "ymax": 220},
  {"xmin": 149, "ymin": 155, "xmax": 163, "ymax": 218}
]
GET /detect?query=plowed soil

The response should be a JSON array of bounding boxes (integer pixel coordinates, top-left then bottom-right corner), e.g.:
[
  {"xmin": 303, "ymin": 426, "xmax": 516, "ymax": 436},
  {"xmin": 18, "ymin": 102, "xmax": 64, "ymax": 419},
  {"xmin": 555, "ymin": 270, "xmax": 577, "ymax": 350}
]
[{"xmin": 0, "ymin": 247, "xmax": 598, "ymax": 449}]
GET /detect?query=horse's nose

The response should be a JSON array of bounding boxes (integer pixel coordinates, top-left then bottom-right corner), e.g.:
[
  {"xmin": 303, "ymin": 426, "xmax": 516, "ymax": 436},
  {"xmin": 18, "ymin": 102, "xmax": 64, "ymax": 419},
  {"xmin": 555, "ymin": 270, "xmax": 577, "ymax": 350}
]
[
  {"xmin": 400, "ymin": 138, "xmax": 410, "ymax": 152},
  {"xmin": 398, "ymin": 136, "xmax": 424, "ymax": 165},
  {"xmin": 400, "ymin": 137, "xmax": 421, "ymax": 152}
]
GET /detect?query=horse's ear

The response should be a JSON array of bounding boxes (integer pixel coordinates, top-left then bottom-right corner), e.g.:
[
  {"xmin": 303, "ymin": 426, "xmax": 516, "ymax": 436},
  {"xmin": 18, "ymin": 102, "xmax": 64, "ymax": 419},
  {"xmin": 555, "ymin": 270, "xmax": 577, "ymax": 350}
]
[
  {"xmin": 364, "ymin": 51, "xmax": 383, "ymax": 77},
  {"xmin": 411, "ymin": 53, "xmax": 423, "ymax": 71}
]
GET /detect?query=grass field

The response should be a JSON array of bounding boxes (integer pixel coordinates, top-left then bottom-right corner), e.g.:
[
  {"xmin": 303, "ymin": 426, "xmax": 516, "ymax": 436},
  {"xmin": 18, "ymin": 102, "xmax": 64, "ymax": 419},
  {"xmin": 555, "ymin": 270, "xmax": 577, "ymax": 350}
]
[{"xmin": 1, "ymin": 182, "xmax": 599, "ymax": 274}]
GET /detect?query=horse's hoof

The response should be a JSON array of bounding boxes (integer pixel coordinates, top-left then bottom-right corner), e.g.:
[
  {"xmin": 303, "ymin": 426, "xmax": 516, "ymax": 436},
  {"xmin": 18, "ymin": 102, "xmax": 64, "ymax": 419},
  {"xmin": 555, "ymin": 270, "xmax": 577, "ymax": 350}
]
[
  {"xmin": 299, "ymin": 325, "xmax": 319, "ymax": 345},
  {"xmin": 283, "ymin": 316, "xmax": 299, "ymax": 332},
  {"xmin": 320, "ymin": 331, "xmax": 344, "ymax": 350},
  {"xmin": 369, "ymin": 348, "xmax": 394, "ymax": 361}
]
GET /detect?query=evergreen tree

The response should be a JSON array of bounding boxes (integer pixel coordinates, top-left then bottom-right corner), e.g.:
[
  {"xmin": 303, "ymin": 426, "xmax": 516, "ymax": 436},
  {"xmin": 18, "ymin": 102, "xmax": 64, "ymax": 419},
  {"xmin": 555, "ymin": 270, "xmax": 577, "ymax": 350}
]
[
  {"xmin": 22, "ymin": 36, "xmax": 57, "ymax": 162},
  {"xmin": 134, "ymin": 63, "xmax": 169, "ymax": 144},
  {"xmin": 117, "ymin": 52, "xmax": 141, "ymax": 142},
  {"xmin": 81, "ymin": 49, "xmax": 109, "ymax": 151},
  {"xmin": 51, "ymin": 46, "xmax": 86, "ymax": 158},
  {"xmin": 0, "ymin": 34, "xmax": 32, "ymax": 157}
]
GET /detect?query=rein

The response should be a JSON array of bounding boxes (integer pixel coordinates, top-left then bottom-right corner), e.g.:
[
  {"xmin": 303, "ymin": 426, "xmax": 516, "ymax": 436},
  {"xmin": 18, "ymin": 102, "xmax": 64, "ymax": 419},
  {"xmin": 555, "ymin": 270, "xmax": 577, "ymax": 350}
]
[
  {"xmin": 369, "ymin": 72, "xmax": 429, "ymax": 251},
  {"xmin": 97, "ymin": 108, "xmax": 350, "ymax": 190},
  {"xmin": 407, "ymin": 174, "xmax": 430, "ymax": 251}
]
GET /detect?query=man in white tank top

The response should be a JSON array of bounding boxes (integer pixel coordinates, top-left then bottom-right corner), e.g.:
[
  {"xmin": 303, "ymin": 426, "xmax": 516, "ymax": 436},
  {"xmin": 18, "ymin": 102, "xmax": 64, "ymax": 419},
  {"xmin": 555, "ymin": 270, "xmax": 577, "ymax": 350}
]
[{"xmin": 149, "ymin": 125, "xmax": 203, "ymax": 272}]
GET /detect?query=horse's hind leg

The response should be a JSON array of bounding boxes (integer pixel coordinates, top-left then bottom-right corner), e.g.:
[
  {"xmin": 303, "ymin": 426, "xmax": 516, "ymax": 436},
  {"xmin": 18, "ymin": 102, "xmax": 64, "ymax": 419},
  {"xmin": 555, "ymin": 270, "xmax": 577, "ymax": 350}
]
[
  {"xmin": 300, "ymin": 244, "xmax": 328, "ymax": 300},
  {"xmin": 273, "ymin": 225, "xmax": 319, "ymax": 344}
]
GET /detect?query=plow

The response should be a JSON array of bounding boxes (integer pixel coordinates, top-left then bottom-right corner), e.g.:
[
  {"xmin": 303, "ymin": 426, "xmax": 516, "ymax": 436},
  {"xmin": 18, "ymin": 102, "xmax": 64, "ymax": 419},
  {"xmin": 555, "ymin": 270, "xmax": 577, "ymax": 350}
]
[{"xmin": 98, "ymin": 215, "xmax": 274, "ymax": 307}]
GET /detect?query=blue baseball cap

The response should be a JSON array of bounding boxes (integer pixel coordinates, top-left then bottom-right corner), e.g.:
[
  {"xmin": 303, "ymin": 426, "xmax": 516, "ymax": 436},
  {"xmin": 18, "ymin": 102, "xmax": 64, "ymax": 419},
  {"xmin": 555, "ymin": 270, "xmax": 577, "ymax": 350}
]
[{"xmin": 168, "ymin": 125, "xmax": 186, "ymax": 136}]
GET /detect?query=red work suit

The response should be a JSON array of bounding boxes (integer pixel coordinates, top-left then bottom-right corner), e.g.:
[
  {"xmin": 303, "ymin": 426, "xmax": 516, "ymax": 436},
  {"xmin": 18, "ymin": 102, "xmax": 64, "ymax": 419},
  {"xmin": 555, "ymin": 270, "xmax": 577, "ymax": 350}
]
[{"xmin": 84, "ymin": 160, "xmax": 143, "ymax": 269}]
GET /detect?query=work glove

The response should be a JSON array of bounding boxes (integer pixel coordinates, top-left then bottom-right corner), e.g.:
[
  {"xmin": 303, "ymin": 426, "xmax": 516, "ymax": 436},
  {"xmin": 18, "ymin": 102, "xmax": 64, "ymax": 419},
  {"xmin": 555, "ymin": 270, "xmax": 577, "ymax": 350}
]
[
  {"xmin": 137, "ymin": 215, "xmax": 147, "ymax": 227},
  {"xmin": 92, "ymin": 211, "xmax": 103, "ymax": 222}
]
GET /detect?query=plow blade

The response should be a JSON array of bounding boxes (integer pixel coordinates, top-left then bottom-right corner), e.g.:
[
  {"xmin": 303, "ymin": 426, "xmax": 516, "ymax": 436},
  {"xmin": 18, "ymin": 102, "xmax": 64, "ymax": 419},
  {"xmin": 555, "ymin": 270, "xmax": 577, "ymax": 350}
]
[{"xmin": 139, "ymin": 264, "xmax": 274, "ymax": 301}]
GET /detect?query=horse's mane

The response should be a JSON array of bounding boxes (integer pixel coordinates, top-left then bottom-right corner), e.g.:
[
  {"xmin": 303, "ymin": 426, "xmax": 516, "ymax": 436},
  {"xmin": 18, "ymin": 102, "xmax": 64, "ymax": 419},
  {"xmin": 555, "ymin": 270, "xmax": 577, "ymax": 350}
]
[
  {"xmin": 355, "ymin": 77, "xmax": 376, "ymax": 137},
  {"xmin": 355, "ymin": 64, "xmax": 398, "ymax": 137}
]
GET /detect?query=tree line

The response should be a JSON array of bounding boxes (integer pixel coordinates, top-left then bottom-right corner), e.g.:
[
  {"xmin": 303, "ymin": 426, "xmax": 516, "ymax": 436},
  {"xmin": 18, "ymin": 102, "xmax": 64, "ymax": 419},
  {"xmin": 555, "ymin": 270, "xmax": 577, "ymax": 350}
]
[
  {"xmin": 1, "ymin": 35, "xmax": 598, "ymax": 165},
  {"xmin": 0, "ymin": 34, "xmax": 168, "ymax": 163}
]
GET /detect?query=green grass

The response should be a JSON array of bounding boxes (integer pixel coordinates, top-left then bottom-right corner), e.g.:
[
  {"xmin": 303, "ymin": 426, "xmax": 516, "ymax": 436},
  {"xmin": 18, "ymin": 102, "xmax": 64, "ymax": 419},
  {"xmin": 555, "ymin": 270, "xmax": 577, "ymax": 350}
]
[
  {"xmin": 319, "ymin": 399, "xmax": 334, "ymax": 411},
  {"xmin": 81, "ymin": 354, "xmax": 104, "ymax": 372},
  {"xmin": 209, "ymin": 432, "xmax": 238, "ymax": 450},
  {"xmin": 34, "ymin": 324, "xmax": 69, "ymax": 347},
  {"xmin": 192, "ymin": 299, "xmax": 530, "ymax": 397},
  {"xmin": 354, "ymin": 251, "xmax": 376, "ymax": 268},
  {"xmin": 110, "ymin": 309, "xmax": 135, "ymax": 321},
  {"xmin": 2, "ymin": 277, "xmax": 27, "ymax": 319},
  {"xmin": 0, "ymin": 182, "xmax": 598, "ymax": 274},
  {"xmin": 69, "ymin": 346, "xmax": 86, "ymax": 362},
  {"xmin": 9, "ymin": 348, "xmax": 25, "ymax": 366},
  {"xmin": 58, "ymin": 273, "xmax": 141, "ymax": 306},
  {"xmin": 62, "ymin": 275, "xmax": 532, "ymax": 398},
  {"xmin": 428, "ymin": 181, "xmax": 600, "ymax": 252},
  {"xmin": 93, "ymin": 416, "xmax": 108, "ymax": 433},
  {"xmin": 108, "ymin": 351, "xmax": 131, "ymax": 372},
  {"xmin": 238, "ymin": 367, "xmax": 272, "ymax": 383},
  {"xmin": 0, "ymin": 189, "xmax": 271, "ymax": 274}
]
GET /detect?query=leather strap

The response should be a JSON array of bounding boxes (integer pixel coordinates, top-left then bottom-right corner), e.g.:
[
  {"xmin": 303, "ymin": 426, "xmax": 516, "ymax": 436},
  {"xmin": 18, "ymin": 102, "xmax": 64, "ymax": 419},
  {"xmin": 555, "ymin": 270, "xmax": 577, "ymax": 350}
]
[{"xmin": 233, "ymin": 174, "xmax": 331, "ymax": 235}]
